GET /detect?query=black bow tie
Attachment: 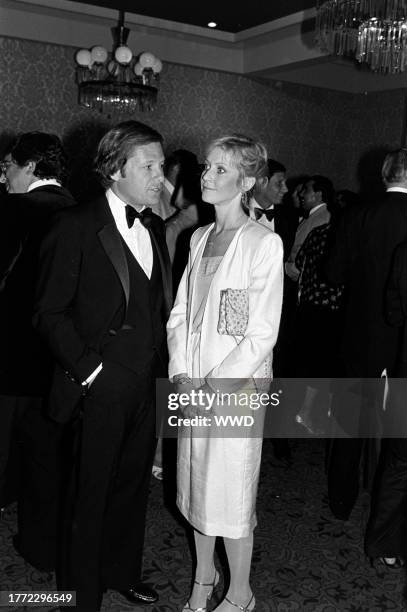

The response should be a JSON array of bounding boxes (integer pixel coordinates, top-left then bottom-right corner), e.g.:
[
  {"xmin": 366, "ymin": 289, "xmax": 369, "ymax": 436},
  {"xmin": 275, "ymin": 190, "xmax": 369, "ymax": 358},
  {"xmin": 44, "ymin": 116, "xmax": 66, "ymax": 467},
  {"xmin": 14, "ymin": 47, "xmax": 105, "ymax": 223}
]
[
  {"xmin": 254, "ymin": 207, "xmax": 275, "ymax": 222},
  {"xmin": 125, "ymin": 205, "xmax": 154, "ymax": 229}
]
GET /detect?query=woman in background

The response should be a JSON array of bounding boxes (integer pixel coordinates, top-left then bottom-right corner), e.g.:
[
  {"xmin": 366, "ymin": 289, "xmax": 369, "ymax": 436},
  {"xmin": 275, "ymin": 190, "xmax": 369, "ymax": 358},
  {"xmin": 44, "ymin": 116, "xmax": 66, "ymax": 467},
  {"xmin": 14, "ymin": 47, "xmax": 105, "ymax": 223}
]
[{"xmin": 167, "ymin": 134, "xmax": 284, "ymax": 612}]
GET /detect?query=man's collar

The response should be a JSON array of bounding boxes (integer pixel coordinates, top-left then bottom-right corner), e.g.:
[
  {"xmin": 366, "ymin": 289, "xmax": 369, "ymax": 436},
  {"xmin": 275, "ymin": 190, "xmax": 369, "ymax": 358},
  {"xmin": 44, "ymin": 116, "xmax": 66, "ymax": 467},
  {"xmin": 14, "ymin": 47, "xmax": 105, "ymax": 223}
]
[
  {"xmin": 27, "ymin": 178, "xmax": 61, "ymax": 192},
  {"xmin": 309, "ymin": 202, "xmax": 326, "ymax": 216},
  {"xmin": 249, "ymin": 196, "xmax": 274, "ymax": 212},
  {"xmin": 387, "ymin": 186, "xmax": 407, "ymax": 194},
  {"xmin": 106, "ymin": 187, "xmax": 145, "ymax": 211}
]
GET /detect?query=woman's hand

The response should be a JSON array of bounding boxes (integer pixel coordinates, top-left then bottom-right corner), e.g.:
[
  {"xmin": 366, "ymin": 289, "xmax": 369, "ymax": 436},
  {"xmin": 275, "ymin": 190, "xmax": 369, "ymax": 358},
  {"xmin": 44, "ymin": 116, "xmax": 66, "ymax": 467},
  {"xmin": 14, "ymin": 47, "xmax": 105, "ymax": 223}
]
[
  {"xmin": 173, "ymin": 373, "xmax": 196, "ymax": 418},
  {"xmin": 172, "ymin": 375, "xmax": 215, "ymax": 419}
]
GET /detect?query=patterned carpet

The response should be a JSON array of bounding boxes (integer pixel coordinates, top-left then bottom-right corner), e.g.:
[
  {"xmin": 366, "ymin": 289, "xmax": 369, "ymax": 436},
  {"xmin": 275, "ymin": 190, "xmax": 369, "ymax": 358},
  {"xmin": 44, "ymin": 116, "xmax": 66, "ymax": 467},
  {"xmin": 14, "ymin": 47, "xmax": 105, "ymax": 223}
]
[{"xmin": 1, "ymin": 439, "xmax": 406, "ymax": 612}]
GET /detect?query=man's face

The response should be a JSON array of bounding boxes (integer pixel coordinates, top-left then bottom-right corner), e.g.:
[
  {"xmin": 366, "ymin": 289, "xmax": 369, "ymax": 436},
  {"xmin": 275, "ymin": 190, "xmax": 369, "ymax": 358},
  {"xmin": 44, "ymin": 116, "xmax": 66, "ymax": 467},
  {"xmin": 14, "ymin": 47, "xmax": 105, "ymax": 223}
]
[
  {"xmin": 255, "ymin": 171, "xmax": 288, "ymax": 209},
  {"xmin": 111, "ymin": 142, "xmax": 165, "ymax": 208},
  {"xmin": 302, "ymin": 180, "xmax": 320, "ymax": 212},
  {"xmin": 1, "ymin": 154, "xmax": 33, "ymax": 193}
]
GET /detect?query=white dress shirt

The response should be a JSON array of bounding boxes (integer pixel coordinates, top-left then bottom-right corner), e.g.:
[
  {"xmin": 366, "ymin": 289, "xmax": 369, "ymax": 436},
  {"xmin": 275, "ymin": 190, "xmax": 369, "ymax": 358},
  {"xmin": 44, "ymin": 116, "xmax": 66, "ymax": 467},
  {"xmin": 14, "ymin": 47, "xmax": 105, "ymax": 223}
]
[
  {"xmin": 27, "ymin": 178, "xmax": 61, "ymax": 192},
  {"xmin": 387, "ymin": 187, "xmax": 407, "ymax": 193},
  {"xmin": 106, "ymin": 187, "xmax": 153, "ymax": 278}
]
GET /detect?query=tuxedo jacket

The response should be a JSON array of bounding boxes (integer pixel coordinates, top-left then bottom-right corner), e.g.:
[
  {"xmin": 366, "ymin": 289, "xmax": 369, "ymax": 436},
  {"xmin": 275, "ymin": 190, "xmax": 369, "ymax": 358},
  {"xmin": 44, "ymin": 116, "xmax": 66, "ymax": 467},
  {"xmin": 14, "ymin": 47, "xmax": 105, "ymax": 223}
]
[
  {"xmin": 167, "ymin": 220, "xmax": 284, "ymax": 382},
  {"xmin": 0, "ymin": 186, "xmax": 76, "ymax": 395},
  {"xmin": 33, "ymin": 194, "xmax": 172, "ymax": 423},
  {"xmin": 386, "ymin": 240, "xmax": 407, "ymax": 376},
  {"xmin": 273, "ymin": 206, "xmax": 299, "ymax": 262},
  {"xmin": 326, "ymin": 192, "xmax": 407, "ymax": 376}
]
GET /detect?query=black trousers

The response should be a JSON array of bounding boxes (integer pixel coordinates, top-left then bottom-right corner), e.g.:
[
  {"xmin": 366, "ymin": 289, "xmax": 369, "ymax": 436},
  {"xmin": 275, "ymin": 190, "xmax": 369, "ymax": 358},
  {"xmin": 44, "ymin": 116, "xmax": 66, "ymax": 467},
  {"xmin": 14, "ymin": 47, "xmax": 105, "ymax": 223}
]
[
  {"xmin": 327, "ymin": 377, "xmax": 384, "ymax": 519},
  {"xmin": 18, "ymin": 398, "xmax": 67, "ymax": 570},
  {"xmin": 59, "ymin": 360, "xmax": 158, "ymax": 612},
  {"xmin": 365, "ymin": 438, "xmax": 407, "ymax": 558},
  {"xmin": 0, "ymin": 395, "xmax": 21, "ymax": 508},
  {"xmin": 0, "ymin": 395, "xmax": 65, "ymax": 569}
]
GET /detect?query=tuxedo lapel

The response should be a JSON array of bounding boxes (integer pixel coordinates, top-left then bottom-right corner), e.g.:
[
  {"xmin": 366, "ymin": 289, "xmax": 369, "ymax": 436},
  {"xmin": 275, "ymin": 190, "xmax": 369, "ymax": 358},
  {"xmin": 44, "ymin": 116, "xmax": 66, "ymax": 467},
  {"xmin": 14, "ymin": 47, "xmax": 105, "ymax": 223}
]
[
  {"xmin": 274, "ymin": 208, "xmax": 285, "ymax": 238},
  {"xmin": 96, "ymin": 196, "xmax": 172, "ymax": 316},
  {"xmin": 147, "ymin": 220, "xmax": 173, "ymax": 316},
  {"xmin": 98, "ymin": 223, "xmax": 130, "ymax": 310}
]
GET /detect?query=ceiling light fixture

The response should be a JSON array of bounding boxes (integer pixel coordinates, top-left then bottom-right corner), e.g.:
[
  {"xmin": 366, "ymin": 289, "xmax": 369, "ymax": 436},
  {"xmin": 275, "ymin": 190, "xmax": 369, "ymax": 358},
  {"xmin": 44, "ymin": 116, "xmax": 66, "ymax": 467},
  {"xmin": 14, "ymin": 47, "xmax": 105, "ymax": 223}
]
[
  {"xmin": 316, "ymin": 0, "xmax": 407, "ymax": 74},
  {"xmin": 75, "ymin": 9, "xmax": 163, "ymax": 113},
  {"xmin": 207, "ymin": 22, "xmax": 217, "ymax": 28}
]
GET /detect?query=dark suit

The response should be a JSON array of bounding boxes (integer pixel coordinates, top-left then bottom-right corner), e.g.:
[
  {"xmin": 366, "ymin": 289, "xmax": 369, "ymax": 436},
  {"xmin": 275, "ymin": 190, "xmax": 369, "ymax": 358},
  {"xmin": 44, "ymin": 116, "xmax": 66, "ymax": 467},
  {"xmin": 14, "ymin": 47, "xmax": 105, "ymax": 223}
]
[
  {"xmin": 273, "ymin": 205, "xmax": 299, "ymax": 263},
  {"xmin": 325, "ymin": 192, "xmax": 407, "ymax": 518},
  {"xmin": 0, "ymin": 185, "xmax": 76, "ymax": 567},
  {"xmin": 0, "ymin": 186, "xmax": 76, "ymax": 394},
  {"xmin": 34, "ymin": 195, "xmax": 171, "ymax": 611},
  {"xmin": 365, "ymin": 240, "xmax": 407, "ymax": 559}
]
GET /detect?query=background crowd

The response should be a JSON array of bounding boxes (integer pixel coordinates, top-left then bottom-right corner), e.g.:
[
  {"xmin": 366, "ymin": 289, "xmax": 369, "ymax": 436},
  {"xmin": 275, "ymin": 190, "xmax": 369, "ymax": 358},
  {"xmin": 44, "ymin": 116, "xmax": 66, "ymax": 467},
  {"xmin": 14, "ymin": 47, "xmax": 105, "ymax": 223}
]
[{"xmin": 1, "ymin": 124, "xmax": 407, "ymax": 610}]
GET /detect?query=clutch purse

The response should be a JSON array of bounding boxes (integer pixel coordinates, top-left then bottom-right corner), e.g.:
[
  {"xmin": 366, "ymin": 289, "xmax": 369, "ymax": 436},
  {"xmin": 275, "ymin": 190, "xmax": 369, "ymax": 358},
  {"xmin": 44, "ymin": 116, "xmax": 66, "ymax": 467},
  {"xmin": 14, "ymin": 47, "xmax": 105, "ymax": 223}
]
[{"xmin": 217, "ymin": 288, "xmax": 249, "ymax": 336}]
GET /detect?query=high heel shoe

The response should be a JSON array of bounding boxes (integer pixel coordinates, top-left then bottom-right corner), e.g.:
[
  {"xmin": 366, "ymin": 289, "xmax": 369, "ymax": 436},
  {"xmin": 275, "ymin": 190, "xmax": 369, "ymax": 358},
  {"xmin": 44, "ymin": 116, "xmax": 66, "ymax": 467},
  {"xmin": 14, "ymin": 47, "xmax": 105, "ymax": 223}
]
[
  {"xmin": 224, "ymin": 593, "xmax": 255, "ymax": 611},
  {"xmin": 371, "ymin": 556, "xmax": 405, "ymax": 570},
  {"xmin": 182, "ymin": 569, "xmax": 220, "ymax": 612}
]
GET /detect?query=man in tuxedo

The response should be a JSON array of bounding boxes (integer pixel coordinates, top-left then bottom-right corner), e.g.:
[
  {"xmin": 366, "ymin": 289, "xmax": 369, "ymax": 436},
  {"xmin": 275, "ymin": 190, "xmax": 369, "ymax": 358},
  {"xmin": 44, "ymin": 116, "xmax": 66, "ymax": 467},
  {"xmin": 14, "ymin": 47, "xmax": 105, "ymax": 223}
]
[
  {"xmin": 250, "ymin": 159, "xmax": 297, "ymax": 260},
  {"xmin": 326, "ymin": 148, "xmax": 407, "ymax": 520},
  {"xmin": 251, "ymin": 159, "xmax": 298, "ymax": 463},
  {"xmin": 34, "ymin": 121, "xmax": 172, "ymax": 611},
  {"xmin": 0, "ymin": 132, "xmax": 75, "ymax": 568}
]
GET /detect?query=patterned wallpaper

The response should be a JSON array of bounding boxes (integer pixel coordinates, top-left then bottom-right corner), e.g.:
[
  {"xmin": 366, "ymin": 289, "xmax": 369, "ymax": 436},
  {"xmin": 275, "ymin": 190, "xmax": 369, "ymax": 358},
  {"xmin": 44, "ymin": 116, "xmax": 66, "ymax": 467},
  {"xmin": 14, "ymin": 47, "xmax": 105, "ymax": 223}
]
[{"xmin": 0, "ymin": 35, "xmax": 405, "ymax": 197}]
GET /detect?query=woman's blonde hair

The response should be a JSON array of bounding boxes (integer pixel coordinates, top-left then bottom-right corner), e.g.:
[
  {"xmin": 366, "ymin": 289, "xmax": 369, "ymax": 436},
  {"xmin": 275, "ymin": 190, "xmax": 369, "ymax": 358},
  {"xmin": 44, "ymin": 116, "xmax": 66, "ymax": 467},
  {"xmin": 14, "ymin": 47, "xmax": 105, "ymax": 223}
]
[{"xmin": 206, "ymin": 134, "xmax": 268, "ymax": 212}]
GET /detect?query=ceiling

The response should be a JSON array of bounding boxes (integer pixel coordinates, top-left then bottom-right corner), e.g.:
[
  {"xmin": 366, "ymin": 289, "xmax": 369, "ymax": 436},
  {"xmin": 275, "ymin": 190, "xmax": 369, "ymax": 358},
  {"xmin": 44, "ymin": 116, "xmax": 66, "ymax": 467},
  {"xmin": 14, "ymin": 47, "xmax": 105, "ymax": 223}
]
[
  {"xmin": 5, "ymin": 0, "xmax": 407, "ymax": 94},
  {"xmin": 70, "ymin": 0, "xmax": 316, "ymax": 32}
]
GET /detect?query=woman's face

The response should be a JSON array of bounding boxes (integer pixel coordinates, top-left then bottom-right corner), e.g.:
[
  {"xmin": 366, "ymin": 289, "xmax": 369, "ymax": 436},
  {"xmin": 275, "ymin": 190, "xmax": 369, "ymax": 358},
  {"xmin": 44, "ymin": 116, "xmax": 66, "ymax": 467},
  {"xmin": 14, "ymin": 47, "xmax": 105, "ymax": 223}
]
[{"xmin": 201, "ymin": 147, "xmax": 242, "ymax": 205}]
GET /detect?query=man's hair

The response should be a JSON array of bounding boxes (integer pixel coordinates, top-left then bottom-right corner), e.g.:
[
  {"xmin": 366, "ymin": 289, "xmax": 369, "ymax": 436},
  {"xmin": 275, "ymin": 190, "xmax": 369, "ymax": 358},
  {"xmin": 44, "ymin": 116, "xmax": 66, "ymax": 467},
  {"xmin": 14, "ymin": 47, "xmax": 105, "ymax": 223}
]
[
  {"xmin": 382, "ymin": 148, "xmax": 407, "ymax": 185},
  {"xmin": 95, "ymin": 121, "xmax": 163, "ymax": 187},
  {"xmin": 11, "ymin": 132, "xmax": 67, "ymax": 182},
  {"xmin": 265, "ymin": 158, "xmax": 286, "ymax": 178},
  {"xmin": 309, "ymin": 174, "xmax": 334, "ymax": 206}
]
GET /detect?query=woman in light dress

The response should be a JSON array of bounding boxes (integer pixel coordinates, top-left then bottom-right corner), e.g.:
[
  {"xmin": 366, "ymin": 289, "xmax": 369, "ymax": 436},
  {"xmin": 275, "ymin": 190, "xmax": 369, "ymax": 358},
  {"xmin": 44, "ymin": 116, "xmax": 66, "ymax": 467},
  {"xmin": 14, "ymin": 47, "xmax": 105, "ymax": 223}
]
[{"xmin": 167, "ymin": 135, "xmax": 284, "ymax": 612}]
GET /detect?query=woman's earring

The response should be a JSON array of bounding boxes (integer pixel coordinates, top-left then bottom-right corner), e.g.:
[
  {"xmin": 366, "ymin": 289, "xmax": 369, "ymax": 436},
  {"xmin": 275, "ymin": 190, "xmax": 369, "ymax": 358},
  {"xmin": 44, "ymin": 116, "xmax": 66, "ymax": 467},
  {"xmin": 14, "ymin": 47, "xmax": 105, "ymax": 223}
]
[{"xmin": 241, "ymin": 191, "xmax": 248, "ymax": 208}]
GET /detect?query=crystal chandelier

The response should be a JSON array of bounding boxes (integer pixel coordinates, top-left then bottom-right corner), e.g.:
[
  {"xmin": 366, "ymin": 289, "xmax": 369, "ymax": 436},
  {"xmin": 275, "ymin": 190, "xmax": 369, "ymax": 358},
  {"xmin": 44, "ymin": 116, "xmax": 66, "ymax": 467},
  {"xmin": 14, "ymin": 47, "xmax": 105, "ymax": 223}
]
[
  {"xmin": 75, "ymin": 10, "xmax": 162, "ymax": 113},
  {"xmin": 316, "ymin": 0, "xmax": 407, "ymax": 74}
]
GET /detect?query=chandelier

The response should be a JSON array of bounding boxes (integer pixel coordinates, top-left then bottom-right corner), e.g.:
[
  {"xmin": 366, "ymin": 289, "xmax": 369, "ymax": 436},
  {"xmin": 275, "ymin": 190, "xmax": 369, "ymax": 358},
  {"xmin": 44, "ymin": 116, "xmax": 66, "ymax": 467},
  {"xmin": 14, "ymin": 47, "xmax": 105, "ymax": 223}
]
[
  {"xmin": 316, "ymin": 0, "xmax": 407, "ymax": 74},
  {"xmin": 75, "ymin": 10, "xmax": 162, "ymax": 113}
]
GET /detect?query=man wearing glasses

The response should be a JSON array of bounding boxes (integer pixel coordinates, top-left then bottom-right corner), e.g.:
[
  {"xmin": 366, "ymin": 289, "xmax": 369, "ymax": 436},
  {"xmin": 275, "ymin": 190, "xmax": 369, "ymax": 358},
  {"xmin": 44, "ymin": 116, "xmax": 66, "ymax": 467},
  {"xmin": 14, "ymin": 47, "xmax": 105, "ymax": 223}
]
[{"xmin": 0, "ymin": 132, "xmax": 75, "ymax": 571}]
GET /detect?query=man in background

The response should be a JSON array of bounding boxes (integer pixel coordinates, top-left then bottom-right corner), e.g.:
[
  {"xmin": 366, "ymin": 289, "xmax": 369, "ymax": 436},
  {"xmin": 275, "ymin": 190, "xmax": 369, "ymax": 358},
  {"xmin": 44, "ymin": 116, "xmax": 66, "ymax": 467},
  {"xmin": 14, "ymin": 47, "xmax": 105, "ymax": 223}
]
[
  {"xmin": 0, "ymin": 132, "xmax": 76, "ymax": 569},
  {"xmin": 326, "ymin": 149, "xmax": 407, "ymax": 520},
  {"xmin": 251, "ymin": 159, "xmax": 299, "ymax": 464}
]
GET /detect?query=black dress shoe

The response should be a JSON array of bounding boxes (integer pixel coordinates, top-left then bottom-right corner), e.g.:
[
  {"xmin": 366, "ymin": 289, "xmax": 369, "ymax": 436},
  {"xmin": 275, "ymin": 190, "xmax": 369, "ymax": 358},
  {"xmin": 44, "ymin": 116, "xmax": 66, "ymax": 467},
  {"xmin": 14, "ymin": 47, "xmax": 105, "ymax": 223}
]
[{"xmin": 119, "ymin": 583, "xmax": 158, "ymax": 605}]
